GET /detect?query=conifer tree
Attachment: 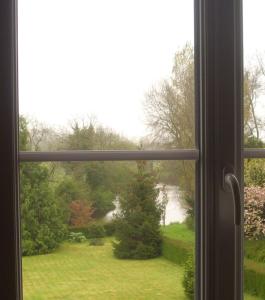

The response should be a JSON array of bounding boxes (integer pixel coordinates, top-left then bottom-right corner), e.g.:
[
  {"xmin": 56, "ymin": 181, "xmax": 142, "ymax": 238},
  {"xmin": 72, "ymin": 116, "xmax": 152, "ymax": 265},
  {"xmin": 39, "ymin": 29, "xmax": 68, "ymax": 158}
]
[{"xmin": 113, "ymin": 161, "xmax": 162, "ymax": 259}]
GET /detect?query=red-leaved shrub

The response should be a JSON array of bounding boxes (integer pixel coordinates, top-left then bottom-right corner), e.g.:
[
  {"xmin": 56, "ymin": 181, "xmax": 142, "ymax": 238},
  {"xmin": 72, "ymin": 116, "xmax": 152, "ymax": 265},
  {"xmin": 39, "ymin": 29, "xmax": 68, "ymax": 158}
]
[{"xmin": 69, "ymin": 200, "xmax": 94, "ymax": 228}]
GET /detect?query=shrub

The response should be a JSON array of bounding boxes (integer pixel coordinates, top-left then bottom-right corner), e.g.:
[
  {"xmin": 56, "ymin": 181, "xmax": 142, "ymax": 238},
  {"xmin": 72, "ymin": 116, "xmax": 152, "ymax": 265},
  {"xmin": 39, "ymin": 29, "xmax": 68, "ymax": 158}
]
[
  {"xmin": 68, "ymin": 226, "xmax": 88, "ymax": 237},
  {"xmin": 69, "ymin": 200, "xmax": 94, "ymax": 228},
  {"xmin": 245, "ymin": 159, "xmax": 265, "ymax": 187},
  {"xmin": 182, "ymin": 253, "xmax": 195, "ymax": 300},
  {"xmin": 22, "ymin": 239, "xmax": 35, "ymax": 256},
  {"xmin": 244, "ymin": 187, "xmax": 265, "ymax": 240},
  {"xmin": 244, "ymin": 261, "xmax": 265, "ymax": 298},
  {"xmin": 104, "ymin": 222, "xmax": 116, "ymax": 236},
  {"xmin": 245, "ymin": 239, "xmax": 265, "ymax": 263},
  {"xmin": 87, "ymin": 223, "xmax": 105, "ymax": 238},
  {"xmin": 162, "ymin": 237, "xmax": 193, "ymax": 265},
  {"xmin": 69, "ymin": 232, "xmax": 86, "ymax": 243},
  {"xmin": 89, "ymin": 238, "xmax": 104, "ymax": 246}
]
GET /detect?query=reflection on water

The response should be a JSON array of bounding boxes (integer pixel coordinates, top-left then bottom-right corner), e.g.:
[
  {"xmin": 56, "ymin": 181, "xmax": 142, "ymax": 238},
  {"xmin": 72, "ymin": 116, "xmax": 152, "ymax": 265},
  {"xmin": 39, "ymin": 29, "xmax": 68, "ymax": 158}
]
[{"xmin": 104, "ymin": 185, "xmax": 187, "ymax": 225}]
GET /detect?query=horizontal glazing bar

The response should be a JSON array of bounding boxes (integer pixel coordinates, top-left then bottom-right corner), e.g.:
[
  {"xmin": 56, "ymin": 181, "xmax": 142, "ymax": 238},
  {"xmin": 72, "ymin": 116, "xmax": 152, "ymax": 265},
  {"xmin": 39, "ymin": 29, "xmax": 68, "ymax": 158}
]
[
  {"xmin": 19, "ymin": 149, "xmax": 200, "ymax": 162},
  {"xmin": 244, "ymin": 149, "xmax": 265, "ymax": 159}
]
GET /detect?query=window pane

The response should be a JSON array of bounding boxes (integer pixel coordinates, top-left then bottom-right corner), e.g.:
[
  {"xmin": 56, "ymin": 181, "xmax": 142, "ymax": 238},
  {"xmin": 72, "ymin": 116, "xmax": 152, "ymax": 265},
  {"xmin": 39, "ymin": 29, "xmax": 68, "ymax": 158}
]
[
  {"xmin": 244, "ymin": 158, "xmax": 265, "ymax": 300},
  {"xmin": 20, "ymin": 160, "xmax": 195, "ymax": 299},
  {"xmin": 243, "ymin": 0, "xmax": 265, "ymax": 148},
  {"xmin": 18, "ymin": 0, "xmax": 195, "ymax": 150}
]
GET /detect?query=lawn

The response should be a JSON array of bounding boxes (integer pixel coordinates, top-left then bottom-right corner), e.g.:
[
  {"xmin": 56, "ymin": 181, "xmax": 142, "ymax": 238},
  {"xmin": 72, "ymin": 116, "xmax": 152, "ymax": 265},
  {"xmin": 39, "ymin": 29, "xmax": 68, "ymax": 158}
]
[
  {"xmin": 23, "ymin": 240, "xmax": 187, "ymax": 300},
  {"xmin": 22, "ymin": 224, "xmax": 263, "ymax": 299}
]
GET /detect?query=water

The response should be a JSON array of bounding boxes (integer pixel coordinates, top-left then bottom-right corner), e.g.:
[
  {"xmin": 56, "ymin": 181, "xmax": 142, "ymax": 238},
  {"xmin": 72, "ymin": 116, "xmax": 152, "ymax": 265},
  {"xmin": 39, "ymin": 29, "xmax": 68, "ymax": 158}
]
[{"xmin": 104, "ymin": 184, "xmax": 187, "ymax": 225}]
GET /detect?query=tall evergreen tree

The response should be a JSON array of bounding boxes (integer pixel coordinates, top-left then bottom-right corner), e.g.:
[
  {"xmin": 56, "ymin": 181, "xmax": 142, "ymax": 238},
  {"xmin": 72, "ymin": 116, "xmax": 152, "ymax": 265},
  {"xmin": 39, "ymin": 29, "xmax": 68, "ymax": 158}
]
[{"xmin": 113, "ymin": 161, "xmax": 162, "ymax": 259}]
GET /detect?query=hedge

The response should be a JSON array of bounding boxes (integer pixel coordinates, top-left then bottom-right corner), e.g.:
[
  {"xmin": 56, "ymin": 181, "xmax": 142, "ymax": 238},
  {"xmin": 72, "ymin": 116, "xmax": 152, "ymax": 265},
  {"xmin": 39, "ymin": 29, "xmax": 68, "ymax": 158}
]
[
  {"xmin": 161, "ymin": 236, "xmax": 265, "ymax": 299},
  {"xmin": 161, "ymin": 237, "xmax": 193, "ymax": 265},
  {"xmin": 244, "ymin": 259, "xmax": 265, "ymax": 298}
]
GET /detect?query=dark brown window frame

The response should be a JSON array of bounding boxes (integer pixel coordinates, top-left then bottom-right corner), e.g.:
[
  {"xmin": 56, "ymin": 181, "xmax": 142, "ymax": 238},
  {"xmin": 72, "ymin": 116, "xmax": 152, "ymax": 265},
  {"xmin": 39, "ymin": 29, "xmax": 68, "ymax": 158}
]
[{"xmin": 2, "ymin": 0, "xmax": 265, "ymax": 299}]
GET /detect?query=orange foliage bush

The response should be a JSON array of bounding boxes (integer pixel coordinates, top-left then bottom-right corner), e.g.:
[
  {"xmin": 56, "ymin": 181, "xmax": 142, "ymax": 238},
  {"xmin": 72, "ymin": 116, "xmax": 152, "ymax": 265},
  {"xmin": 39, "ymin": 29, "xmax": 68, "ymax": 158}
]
[{"xmin": 69, "ymin": 200, "xmax": 94, "ymax": 227}]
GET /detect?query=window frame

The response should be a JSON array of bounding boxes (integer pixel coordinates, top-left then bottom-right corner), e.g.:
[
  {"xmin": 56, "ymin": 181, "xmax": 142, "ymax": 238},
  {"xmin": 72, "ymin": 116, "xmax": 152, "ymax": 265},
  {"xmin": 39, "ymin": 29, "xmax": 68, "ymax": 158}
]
[{"xmin": 3, "ymin": 0, "xmax": 265, "ymax": 299}]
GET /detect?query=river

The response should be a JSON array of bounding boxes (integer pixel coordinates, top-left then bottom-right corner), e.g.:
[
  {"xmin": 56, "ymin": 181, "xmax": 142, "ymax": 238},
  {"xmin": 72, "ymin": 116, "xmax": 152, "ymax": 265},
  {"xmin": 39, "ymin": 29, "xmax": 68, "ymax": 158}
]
[{"xmin": 104, "ymin": 184, "xmax": 187, "ymax": 225}]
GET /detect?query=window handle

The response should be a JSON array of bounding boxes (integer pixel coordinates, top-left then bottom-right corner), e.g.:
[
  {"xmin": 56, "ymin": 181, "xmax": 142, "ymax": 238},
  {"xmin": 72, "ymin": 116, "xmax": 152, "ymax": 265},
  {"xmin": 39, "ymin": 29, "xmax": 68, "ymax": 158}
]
[{"xmin": 224, "ymin": 173, "xmax": 241, "ymax": 226}]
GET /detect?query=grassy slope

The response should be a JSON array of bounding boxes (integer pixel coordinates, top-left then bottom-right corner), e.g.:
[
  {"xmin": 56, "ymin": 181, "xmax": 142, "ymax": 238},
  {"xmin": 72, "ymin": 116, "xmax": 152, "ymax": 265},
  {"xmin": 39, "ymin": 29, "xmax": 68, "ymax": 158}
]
[
  {"xmin": 161, "ymin": 223, "xmax": 194, "ymax": 243},
  {"xmin": 23, "ymin": 240, "xmax": 186, "ymax": 300}
]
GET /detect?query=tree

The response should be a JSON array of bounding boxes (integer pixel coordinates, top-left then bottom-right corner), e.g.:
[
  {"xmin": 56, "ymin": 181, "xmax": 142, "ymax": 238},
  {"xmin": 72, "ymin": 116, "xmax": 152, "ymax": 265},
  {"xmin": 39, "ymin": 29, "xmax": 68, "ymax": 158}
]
[
  {"xmin": 20, "ymin": 162, "xmax": 66, "ymax": 255},
  {"xmin": 69, "ymin": 200, "xmax": 94, "ymax": 227},
  {"xmin": 113, "ymin": 161, "xmax": 162, "ymax": 259},
  {"xmin": 144, "ymin": 43, "xmax": 195, "ymax": 217},
  {"xmin": 144, "ymin": 45, "xmax": 265, "ymax": 227},
  {"xmin": 19, "ymin": 117, "xmax": 66, "ymax": 255},
  {"xmin": 244, "ymin": 64, "xmax": 264, "ymax": 142}
]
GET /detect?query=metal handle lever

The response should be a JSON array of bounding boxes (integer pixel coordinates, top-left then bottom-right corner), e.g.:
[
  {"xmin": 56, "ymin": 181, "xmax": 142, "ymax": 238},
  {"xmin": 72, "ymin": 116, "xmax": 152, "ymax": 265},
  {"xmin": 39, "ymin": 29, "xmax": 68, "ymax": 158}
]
[{"xmin": 224, "ymin": 173, "xmax": 241, "ymax": 226}]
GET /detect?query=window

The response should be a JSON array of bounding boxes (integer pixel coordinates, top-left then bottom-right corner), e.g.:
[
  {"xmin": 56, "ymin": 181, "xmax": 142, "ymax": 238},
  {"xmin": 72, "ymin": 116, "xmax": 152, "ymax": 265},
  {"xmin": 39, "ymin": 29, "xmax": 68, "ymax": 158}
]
[{"xmin": 0, "ymin": 0, "xmax": 254, "ymax": 299}]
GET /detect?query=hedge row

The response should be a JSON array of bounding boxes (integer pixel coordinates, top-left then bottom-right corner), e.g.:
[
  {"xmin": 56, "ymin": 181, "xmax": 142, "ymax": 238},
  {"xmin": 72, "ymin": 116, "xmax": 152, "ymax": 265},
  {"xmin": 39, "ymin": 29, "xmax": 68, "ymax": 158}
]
[
  {"xmin": 244, "ymin": 259, "xmax": 265, "ymax": 298},
  {"xmin": 69, "ymin": 222, "xmax": 116, "ymax": 239},
  {"xmin": 161, "ymin": 237, "xmax": 193, "ymax": 265},
  {"xmin": 162, "ymin": 236, "xmax": 265, "ymax": 299}
]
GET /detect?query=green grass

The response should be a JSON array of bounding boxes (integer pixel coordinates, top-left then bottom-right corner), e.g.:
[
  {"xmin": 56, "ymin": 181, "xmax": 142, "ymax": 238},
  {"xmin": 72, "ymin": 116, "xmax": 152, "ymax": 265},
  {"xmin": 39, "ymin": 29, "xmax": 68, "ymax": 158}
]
[
  {"xmin": 23, "ymin": 240, "xmax": 187, "ymax": 300},
  {"xmin": 161, "ymin": 223, "xmax": 194, "ymax": 242}
]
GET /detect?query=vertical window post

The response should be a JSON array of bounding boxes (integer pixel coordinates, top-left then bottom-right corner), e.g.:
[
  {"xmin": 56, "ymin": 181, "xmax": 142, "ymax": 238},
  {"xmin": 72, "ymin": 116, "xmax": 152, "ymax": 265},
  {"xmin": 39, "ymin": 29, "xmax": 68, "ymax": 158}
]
[
  {"xmin": 199, "ymin": 0, "xmax": 243, "ymax": 299},
  {"xmin": 0, "ymin": 0, "xmax": 21, "ymax": 298}
]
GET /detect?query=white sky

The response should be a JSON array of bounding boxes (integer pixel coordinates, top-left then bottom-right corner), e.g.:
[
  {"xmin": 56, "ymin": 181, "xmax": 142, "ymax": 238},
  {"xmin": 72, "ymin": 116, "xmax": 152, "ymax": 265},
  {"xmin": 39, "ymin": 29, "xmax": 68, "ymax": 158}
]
[{"xmin": 18, "ymin": 0, "xmax": 265, "ymax": 140}]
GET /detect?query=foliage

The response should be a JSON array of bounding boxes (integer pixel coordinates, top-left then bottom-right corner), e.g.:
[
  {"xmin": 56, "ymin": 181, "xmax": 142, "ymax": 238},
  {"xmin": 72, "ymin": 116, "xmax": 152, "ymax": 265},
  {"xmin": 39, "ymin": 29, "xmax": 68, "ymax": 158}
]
[
  {"xmin": 161, "ymin": 223, "xmax": 194, "ymax": 265},
  {"xmin": 245, "ymin": 159, "xmax": 265, "ymax": 187},
  {"xmin": 182, "ymin": 253, "xmax": 195, "ymax": 300},
  {"xmin": 89, "ymin": 238, "xmax": 105, "ymax": 246},
  {"xmin": 69, "ymin": 200, "xmax": 94, "ymax": 227},
  {"xmin": 91, "ymin": 187, "xmax": 115, "ymax": 218},
  {"xmin": 20, "ymin": 162, "xmax": 66, "ymax": 256},
  {"xmin": 113, "ymin": 161, "xmax": 162, "ymax": 259},
  {"xmin": 245, "ymin": 239, "xmax": 265, "ymax": 263},
  {"xmin": 161, "ymin": 223, "xmax": 195, "ymax": 243},
  {"xmin": 69, "ymin": 232, "xmax": 87, "ymax": 243},
  {"xmin": 244, "ymin": 260, "xmax": 265, "ymax": 299},
  {"xmin": 103, "ymin": 221, "xmax": 116, "ymax": 236},
  {"xmin": 161, "ymin": 237, "xmax": 192, "ymax": 266},
  {"xmin": 244, "ymin": 187, "xmax": 265, "ymax": 240},
  {"xmin": 87, "ymin": 223, "xmax": 105, "ymax": 238}
]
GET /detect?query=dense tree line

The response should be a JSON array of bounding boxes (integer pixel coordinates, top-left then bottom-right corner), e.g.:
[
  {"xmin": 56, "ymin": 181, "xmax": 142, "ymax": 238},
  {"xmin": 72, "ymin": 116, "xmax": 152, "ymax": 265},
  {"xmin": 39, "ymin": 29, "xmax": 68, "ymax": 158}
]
[{"xmin": 19, "ymin": 116, "xmax": 137, "ymax": 255}]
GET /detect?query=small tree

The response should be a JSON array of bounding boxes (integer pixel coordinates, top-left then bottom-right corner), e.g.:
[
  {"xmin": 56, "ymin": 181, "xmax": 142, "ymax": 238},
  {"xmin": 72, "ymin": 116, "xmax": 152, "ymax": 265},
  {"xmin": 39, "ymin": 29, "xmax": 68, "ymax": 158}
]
[
  {"xmin": 69, "ymin": 200, "xmax": 94, "ymax": 228},
  {"xmin": 113, "ymin": 161, "xmax": 162, "ymax": 259}
]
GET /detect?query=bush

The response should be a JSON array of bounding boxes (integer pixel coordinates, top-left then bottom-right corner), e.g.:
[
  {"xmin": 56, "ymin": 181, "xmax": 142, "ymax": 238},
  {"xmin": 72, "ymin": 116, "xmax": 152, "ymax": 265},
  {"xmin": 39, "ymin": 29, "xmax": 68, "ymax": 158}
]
[
  {"xmin": 22, "ymin": 239, "xmax": 35, "ymax": 256},
  {"xmin": 103, "ymin": 222, "xmax": 116, "ymax": 236},
  {"xmin": 244, "ymin": 262, "xmax": 265, "ymax": 298},
  {"xmin": 161, "ymin": 237, "xmax": 193, "ymax": 265},
  {"xmin": 87, "ymin": 224, "xmax": 105, "ymax": 238},
  {"xmin": 245, "ymin": 159, "xmax": 265, "ymax": 187},
  {"xmin": 89, "ymin": 238, "xmax": 104, "ymax": 246},
  {"xmin": 69, "ymin": 232, "xmax": 86, "ymax": 243},
  {"xmin": 68, "ymin": 226, "xmax": 88, "ymax": 237},
  {"xmin": 244, "ymin": 187, "xmax": 265, "ymax": 240},
  {"xmin": 182, "ymin": 253, "xmax": 195, "ymax": 300},
  {"xmin": 245, "ymin": 239, "xmax": 265, "ymax": 263}
]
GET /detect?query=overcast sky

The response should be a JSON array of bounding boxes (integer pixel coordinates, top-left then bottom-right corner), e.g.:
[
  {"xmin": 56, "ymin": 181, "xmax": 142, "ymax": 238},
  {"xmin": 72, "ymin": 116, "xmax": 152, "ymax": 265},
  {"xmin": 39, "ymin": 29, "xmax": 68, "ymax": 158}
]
[{"xmin": 18, "ymin": 0, "xmax": 265, "ymax": 140}]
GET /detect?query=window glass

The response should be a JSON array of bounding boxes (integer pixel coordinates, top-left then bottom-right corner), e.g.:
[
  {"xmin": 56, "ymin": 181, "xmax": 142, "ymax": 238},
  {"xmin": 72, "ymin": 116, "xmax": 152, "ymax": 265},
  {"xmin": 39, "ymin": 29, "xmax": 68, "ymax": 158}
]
[
  {"xmin": 18, "ymin": 0, "xmax": 195, "ymax": 150},
  {"xmin": 20, "ymin": 160, "xmax": 195, "ymax": 299}
]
